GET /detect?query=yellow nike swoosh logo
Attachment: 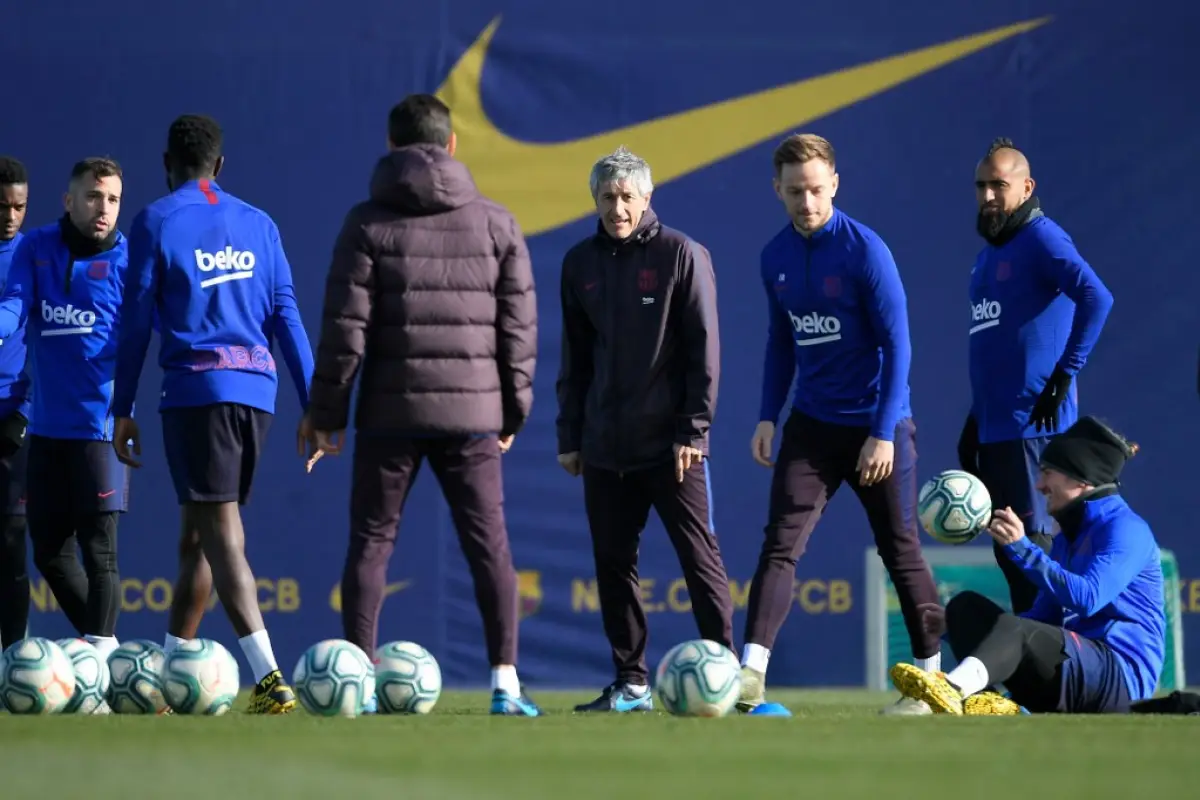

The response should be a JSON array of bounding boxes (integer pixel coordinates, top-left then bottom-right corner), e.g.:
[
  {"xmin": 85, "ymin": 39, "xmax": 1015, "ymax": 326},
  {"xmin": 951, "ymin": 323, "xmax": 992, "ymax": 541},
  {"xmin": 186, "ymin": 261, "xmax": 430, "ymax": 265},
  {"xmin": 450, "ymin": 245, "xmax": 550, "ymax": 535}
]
[
  {"xmin": 328, "ymin": 580, "xmax": 412, "ymax": 613},
  {"xmin": 436, "ymin": 16, "xmax": 1050, "ymax": 236}
]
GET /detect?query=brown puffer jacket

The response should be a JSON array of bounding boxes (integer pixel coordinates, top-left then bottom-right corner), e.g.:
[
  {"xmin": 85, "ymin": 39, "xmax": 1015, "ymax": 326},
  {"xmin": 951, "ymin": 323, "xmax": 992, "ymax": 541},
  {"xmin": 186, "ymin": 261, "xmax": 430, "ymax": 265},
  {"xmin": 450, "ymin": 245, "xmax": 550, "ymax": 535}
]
[{"xmin": 308, "ymin": 144, "xmax": 537, "ymax": 437}]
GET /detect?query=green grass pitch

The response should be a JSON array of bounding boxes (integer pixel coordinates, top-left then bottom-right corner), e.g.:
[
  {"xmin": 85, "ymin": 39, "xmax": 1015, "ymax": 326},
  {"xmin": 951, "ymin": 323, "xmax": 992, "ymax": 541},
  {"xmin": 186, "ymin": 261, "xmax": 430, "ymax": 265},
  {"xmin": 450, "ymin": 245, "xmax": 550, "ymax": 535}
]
[{"xmin": 1, "ymin": 689, "xmax": 1196, "ymax": 798}]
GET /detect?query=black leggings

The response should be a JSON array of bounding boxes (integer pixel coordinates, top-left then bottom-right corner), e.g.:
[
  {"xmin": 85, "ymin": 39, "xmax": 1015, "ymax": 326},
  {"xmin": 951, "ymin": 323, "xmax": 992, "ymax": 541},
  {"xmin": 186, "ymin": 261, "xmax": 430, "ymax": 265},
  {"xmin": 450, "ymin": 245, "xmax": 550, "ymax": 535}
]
[
  {"xmin": 0, "ymin": 516, "xmax": 29, "ymax": 647},
  {"xmin": 28, "ymin": 510, "xmax": 120, "ymax": 638},
  {"xmin": 946, "ymin": 590, "xmax": 1068, "ymax": 712}
]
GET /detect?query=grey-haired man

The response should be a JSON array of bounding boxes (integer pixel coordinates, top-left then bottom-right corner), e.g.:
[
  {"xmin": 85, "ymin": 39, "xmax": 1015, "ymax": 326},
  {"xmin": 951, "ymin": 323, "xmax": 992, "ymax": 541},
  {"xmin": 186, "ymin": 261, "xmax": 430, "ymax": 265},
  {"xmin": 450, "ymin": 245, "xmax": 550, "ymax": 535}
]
[{"xmin": 556, "ymin": 146, "xmax": 734, "ymax": 712}]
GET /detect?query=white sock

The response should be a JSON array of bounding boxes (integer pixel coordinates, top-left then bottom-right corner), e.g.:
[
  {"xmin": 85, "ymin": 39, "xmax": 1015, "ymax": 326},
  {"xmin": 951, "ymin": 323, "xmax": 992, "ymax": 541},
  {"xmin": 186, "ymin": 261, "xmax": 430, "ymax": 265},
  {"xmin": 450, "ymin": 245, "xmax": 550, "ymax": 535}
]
[
  {"xmin": 490, "ymin": 665, "xmax": 520, "ymax": 697},
  {"xmin": 946, "ymin": 656, "xmax": 989, "ymax": 697},
  {"xmin": 239, "ymin": 630, "xmax": 280, "ymax": 683},
  {"xmin": 625, "ymin": 683, "xmax": 648, "ymax": 695},
  {"xmin": 163, "ymin": 634, "xmax": 188, "ymax": 656},
  {"xmin": 741, "ymin": 643, "xmax": 770, "ymax": 673},
  {"xmin": 915, "ymin": 652, "xmax": 941, "ymax": 673},
  {"xmin": 85, "ymin": 635, "xmax": 119, "ymax": 659}
]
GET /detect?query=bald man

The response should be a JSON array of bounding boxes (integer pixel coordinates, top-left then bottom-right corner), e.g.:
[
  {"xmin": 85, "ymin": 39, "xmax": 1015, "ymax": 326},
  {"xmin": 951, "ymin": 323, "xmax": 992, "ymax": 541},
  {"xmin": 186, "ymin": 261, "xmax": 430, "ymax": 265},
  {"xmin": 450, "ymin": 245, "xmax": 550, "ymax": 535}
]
[{"xmin": 958, "ymin": 138, "xmax": 1114, "ymax": 614}]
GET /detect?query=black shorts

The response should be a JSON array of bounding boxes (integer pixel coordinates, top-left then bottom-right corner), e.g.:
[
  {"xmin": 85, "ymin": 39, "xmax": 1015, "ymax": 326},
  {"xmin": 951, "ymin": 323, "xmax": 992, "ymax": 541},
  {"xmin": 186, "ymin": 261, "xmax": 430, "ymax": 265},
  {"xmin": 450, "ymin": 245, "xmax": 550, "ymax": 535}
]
[
  {"xmin": 162, "ymin": 403, "xmax": 272, "ymax": 505},
  {"xmin": 0, "ymin": 432, "xmax": 28, "ymax": 517},
  {"xmin": 26, "ymin": 435, "xmax": 130, "ymax": 515}
]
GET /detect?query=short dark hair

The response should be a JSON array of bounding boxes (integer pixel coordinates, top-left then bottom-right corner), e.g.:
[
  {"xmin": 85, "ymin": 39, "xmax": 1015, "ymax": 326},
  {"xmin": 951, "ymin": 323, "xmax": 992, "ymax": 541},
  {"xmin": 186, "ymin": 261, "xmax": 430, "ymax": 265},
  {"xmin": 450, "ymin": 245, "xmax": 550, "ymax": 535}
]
[
  {"xmin": 773, "ymin": 133, "xmax": 836, "ymax": 175},
  {"xmin": 387, "ymin": 94, "xmax": 452, "ymax": 148},
  {"xmin": 0, "ymin": 156, "xmax": 28, "ymax": 186},
  {"xmin": 986, "ymin": 137, "xmax": 1017, "ymax": 157},
  {"xmin": 168, "ymin": 114, "xmax": 223, "ymax": 173},
  {"xmin": 70, "ymin": 157, "xmax": 122, "ymax": 184}
]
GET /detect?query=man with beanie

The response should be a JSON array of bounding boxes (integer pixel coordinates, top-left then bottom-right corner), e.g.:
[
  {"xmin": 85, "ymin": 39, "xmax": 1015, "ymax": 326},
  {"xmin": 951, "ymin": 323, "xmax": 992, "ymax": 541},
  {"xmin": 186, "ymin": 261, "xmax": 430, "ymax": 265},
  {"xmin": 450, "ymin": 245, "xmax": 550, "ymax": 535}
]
[
  {"xmin": 959, "ymin": 138, "xmax": 1113, "ymax": 614},
  {"xmin": 890, "ymin": 416, "xmax": 1165, "ymax": 715}
]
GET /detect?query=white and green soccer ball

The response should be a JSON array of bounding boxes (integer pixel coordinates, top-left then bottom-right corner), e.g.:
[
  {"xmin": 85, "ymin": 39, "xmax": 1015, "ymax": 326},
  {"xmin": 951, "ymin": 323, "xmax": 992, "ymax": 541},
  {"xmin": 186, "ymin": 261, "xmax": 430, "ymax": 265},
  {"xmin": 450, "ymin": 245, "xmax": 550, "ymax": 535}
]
[
  {"xmin": 918, "ymin": 469, "xmax": 992, "ymax": 545},
  {"xmin": 107, "ymin": 639, "xmax": 169, "ymax": 714},
  {"xmin": 293, "ymin": 639, "xmax": 375, "ymax": 717},
  {"xmin": 374, "ymin": 640, "xmax": 441, "ymax": 714},
  {"xmin": 162, "ymin": 638, "xmax": 240, "ymax": 715},
  {"xmin": 654, "ymin": 639, "xmax": 741, "ymax": 717},
  {"xmin": 55, "ymin": 638, "xmax": 111, "ymax": 714},
  {"xmin": 0, "ymin": 637, "xmax": 76, "ymax": 714}
]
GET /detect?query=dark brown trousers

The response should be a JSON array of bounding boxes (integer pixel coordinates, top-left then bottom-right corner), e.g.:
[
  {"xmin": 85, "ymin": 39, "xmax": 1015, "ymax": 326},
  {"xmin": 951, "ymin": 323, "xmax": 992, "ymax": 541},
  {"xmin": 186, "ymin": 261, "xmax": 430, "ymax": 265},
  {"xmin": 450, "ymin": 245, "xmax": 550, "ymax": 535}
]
[
  {"xmin": 341, "ymin": 434, "xmax": 518, "ymax": 665},
  {"xmin": 583, "ymin": 459, "xmax": 734, "ymax": 684}
]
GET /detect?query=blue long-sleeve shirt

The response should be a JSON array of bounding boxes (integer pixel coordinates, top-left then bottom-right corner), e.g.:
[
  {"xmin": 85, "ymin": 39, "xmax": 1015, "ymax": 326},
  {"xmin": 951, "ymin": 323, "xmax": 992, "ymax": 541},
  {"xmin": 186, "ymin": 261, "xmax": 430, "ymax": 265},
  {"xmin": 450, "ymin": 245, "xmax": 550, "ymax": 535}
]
[
  {"xmin": 0, "ymin": 234, "xmax": 31, "ymax": 421},
  {"xmin": 759, "ymin": 208, "xmax": 912, "ymax": 440},
  {"xmin": 0, "ymin": 224, "xmax": 128, "ymax": 440},
  {"xmin": 1005, "ymin": 493, "xmax": 1165, "ymax": 702},
  {"xmin": 968, "ymin": 213, "xmax": 1113, "ymax": 443},
  {"xmin": 112, "ymin": 180, "xmax": 314, "ymax": 417}
]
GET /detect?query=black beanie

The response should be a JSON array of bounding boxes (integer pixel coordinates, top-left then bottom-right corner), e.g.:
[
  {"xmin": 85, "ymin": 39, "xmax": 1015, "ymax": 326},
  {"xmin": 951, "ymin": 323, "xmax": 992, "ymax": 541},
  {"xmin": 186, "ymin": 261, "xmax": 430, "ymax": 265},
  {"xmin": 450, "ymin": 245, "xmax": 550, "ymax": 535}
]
[{"xmin": 1039, "ymin": 416, "xmax": 1138, "ymax": 486}]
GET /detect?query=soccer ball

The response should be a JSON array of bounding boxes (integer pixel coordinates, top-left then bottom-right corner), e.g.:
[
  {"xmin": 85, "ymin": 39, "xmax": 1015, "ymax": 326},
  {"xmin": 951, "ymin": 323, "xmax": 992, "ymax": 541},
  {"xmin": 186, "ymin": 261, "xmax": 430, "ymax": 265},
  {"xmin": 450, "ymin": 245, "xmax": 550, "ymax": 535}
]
[
  {"xmin": 107, "ymin": 639, "xmax": 170, "ymax": 714},
  {"xmin": 918, "ymin": 469, "xmax": 993, "ymax": 544},
  {"xmin": 374, "ymin": 640, "xmax": 442, "ymax": 714},
  {"xmin": 654, "ymin": 639, "xmax": 741, "ymax": 717},
  {"xmin": 162, "ymin": 639, "xmax": 241, "ymax": 715},
  {"xmin": 293, "ymin": 639, "xmax": 376, "ymax": 717},
  {"xmin": 55, "ymin": 638, "xmax": 111, "ymax": 714},
  {"xmin": 0, "ymin": 637, "xmax": 76, "ymax": 714}
]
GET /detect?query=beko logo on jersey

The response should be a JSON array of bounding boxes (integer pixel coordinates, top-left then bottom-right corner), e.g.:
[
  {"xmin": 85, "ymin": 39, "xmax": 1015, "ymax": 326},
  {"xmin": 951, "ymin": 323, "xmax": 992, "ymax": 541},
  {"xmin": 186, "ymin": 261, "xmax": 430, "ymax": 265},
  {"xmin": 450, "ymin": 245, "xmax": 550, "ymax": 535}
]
[
  {"xmin": 41, "ymin": 301, "xmax": 97, "ymax": 336},
  {"xmin": 788, "ymin": 311, "xmax": 842, "ymax": 346},
  {"xmin": 195, "ymin": 247, "xmax": 256, "ymax": 288},
  {"xmin": 969, "ymin": 299, "xmax": 1002, "ymax": 334}
]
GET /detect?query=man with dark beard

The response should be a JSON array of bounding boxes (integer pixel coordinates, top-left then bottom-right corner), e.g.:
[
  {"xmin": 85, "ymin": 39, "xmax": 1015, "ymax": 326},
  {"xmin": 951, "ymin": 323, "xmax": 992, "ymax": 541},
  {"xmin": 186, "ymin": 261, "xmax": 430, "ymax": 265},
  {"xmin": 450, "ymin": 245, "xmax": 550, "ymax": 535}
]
[
  {"xmin": 0, "ymin": 158, "xmax": 130, "ymax": 660},
  {"xmin": 958, "ymin": 138, "xmax": 1113, "ymax": 614}
]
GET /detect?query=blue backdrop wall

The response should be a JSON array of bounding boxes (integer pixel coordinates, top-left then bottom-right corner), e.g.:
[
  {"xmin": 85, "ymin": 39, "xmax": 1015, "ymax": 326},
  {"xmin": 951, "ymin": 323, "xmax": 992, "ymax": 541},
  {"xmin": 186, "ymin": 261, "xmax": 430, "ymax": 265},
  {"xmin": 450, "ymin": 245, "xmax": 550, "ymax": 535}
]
[{"xmin": 3, "ymin": 0, "xmax": 1197, "ymax": 688}]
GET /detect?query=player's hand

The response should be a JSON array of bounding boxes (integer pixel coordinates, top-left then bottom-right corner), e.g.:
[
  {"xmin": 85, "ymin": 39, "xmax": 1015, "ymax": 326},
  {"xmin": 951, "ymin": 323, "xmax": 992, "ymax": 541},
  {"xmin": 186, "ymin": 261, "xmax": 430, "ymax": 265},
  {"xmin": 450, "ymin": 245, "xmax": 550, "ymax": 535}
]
[
  {"xmin": 856, "ymin": 436, "xmax": 894, "ymax": 486},
  {"xmin": 557, "ymin": 451, "xmax": 582, "ymax": 477},
  {"xmin": 112, "ymin": 417, "xmax": 141, "ymax": 468},
  {"xmin": 1030, "ymin": 366, "xmax": 1071, "ymax": 433},
  {"xmin": 986, "ymin": 506, "xmax": 1026, "ymax": 545},
  {"xmin": 750, "ymin": 421, "xmax": 776, "ymax": 467},
  {"xmin": 313, "ymin": 429, "xmax": 345, "ymax": 460},
  {"xmin": 498, "ymin": 434, "xmax": 515, "ymax": 454},
  {"xmin": 673, "ymin": 443, "xmax": 703, "ymax": 483},
  {"xmin": 297, "ymin": 414, "xmax": 325, "ymax": 473},
  {"xmin": 918, "ymin": 603, "xmax": 947, "ymax": 638}
]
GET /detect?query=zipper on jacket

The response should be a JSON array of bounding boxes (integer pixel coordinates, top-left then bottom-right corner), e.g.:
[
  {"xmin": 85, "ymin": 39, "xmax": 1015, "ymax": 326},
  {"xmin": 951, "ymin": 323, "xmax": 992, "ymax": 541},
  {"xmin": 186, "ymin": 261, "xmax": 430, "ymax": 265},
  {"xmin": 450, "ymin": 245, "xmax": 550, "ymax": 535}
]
[
  {"xmin": 804, "ymin": 240, "xmax": 811, "ymax": 298},
  {"xmin": 64, "ymin": 255, "xmax": 74, "ymax": 294},
  {"xmin": 608, "ymin": 245, "xmax": 621, "ymax": 466}
]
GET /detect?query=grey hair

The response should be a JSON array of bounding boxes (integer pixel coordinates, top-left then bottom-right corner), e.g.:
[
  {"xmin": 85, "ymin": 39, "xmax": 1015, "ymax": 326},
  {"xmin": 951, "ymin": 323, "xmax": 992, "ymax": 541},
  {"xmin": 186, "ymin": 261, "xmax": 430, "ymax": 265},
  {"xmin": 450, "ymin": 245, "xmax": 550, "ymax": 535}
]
[{"xmin": 589, "ymin": 146, "xmax": 653, "ymax": 199}]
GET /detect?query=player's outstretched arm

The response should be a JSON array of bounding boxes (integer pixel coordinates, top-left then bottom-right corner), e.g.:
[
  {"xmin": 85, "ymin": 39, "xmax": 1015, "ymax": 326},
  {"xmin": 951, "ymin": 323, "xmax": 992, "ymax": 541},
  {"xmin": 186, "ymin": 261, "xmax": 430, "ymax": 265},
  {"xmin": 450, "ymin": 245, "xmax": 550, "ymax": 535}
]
[
  {"xmin": 0, "ymin": 235, "xmax": 34, "ymax": 341},
  {"xmin": 1003, "ymin": 516, "xmax": 1153, "ymax": 617},
  {"xmin": 269, "ymin": 223, "xmax": 315, "ymax": 410},
  {"xmin": 112, "ymin": 208, "xmax": 162, "ymax": 418}
]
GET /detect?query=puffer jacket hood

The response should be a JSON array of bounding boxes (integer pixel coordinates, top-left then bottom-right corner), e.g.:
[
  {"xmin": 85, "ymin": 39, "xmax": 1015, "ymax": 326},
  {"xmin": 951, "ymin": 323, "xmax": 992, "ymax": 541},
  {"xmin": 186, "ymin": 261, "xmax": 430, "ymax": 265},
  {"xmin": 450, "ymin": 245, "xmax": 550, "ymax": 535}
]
[{"xmin": 368, "ymin": 144, "xmax": 480, "ymax": 215}]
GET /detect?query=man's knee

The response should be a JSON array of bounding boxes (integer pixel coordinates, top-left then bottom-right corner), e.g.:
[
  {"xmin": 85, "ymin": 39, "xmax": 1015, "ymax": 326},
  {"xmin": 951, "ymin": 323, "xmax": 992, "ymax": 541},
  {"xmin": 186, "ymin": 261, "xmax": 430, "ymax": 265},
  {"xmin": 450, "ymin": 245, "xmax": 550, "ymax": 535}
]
[{"xmin": 945, "ymin": 590, "xmax": 1006, "ymax": 634}]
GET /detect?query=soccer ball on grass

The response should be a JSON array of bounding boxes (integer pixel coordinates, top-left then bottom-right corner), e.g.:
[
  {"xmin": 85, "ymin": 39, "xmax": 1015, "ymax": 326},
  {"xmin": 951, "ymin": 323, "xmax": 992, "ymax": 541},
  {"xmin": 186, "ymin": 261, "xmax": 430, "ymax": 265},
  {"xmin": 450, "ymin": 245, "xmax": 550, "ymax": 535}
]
[
  {"xmin": 374, "ymin": 640, "xmax": 442, "ymax": 714},
  {"xmin": 107, "ymin": 639, "xmax": 170, "ymax": 714},
  {"xmin": 293, "ymin": 639, "xmax": 375, "ymax": 717},
  {"xmin": 917, "ymin": 469, "xmax": 992, "ymax": 544},
  {"xmin": 654, "ymin": 639, "xmax": 741, "ymax": 717},
  {"xmin": 163, "ymin": 638, "xmax": 241, "ymax": 715},
  {"xmin": 0, "ymin": 637, "xmax": 76, "ymax": 714},
  {"xmin": 55, "ymin": 638, "xmax": 111, "ymax": 714}
]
